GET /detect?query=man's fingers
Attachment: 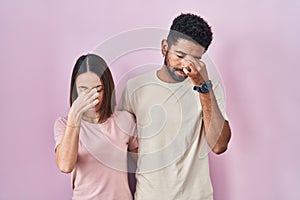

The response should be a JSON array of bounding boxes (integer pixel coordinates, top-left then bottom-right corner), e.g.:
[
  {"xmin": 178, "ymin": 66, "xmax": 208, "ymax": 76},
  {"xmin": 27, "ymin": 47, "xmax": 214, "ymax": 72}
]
[
  {"xmin": 183, "ymin": 67, "xmax": 190, "ymax": 76},
  {"xmin": 198, "ymin": 60, "xmax": 206, "ymax": 69},
  {"xmin": 182, "ymin": 57, "xmax": 198, "ymax": 73}
]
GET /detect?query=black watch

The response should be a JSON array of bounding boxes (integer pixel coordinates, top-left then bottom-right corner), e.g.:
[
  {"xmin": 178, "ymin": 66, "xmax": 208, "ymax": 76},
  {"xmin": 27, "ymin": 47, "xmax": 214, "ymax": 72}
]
[{"xmin": 193, "ymin": 80, "xmax": 213, "ymax": 93}]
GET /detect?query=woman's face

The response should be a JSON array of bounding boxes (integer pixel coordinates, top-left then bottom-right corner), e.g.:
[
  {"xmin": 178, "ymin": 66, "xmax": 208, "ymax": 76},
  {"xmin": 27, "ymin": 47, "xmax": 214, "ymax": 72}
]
[{"xmin": 75, "ymin": 71, "xmax": 104, "ymax": 115}]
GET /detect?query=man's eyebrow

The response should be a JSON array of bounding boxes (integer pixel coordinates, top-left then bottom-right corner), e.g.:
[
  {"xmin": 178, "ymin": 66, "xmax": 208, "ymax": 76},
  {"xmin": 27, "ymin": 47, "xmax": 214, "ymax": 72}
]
[
  {"xmin": 193, "ymin": 55, "xmax": 202, "ymax": 60},
  {"xmin": 175, "ymin": 50, "xmax": 187, "ymax": 56},
  {"xmin": 175, "ymin": 50, "xmax": 202, "ymax": 59}
]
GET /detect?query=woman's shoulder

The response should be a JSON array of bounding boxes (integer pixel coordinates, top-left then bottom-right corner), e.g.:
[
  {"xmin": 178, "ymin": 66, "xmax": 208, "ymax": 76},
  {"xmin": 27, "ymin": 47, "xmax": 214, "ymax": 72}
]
[
  {"xmin": 113, "ymin": 110, "xmax": 135, "ymax": 121},
  {"xmin": 111, "ymin": 111, "xmax": 136, "ymax": 136},
  {"xmin": 54, "ymin": 116, "xmax": 68, "ymax": 129},
  {"xmin": 55, "ymin": 116, "xmax": 68, "ymax": 123}
]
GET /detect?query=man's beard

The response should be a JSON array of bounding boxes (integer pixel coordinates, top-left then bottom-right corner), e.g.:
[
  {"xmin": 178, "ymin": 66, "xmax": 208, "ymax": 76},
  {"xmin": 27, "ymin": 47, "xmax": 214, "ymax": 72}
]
[{"xmin": 164, "ymin": 53, "xmax": 188, "ymax": 82}]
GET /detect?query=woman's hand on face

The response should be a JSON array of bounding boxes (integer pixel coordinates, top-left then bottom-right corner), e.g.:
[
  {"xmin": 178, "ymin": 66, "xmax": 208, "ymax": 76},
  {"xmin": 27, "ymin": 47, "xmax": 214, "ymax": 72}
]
[{"xmin": 68, "ymin": 88, "xmax": 99, "ymax": 126}]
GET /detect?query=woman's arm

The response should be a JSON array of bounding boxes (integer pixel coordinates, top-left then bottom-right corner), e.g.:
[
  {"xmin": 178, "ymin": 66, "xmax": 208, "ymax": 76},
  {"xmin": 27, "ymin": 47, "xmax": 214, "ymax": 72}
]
[
  {"xmin": 55, "ymin": 123, "xmax": 80, "ymax": 173},
  {"xmin": 55, "ymin": 88, "xmax": 99, "ymax": 173}
]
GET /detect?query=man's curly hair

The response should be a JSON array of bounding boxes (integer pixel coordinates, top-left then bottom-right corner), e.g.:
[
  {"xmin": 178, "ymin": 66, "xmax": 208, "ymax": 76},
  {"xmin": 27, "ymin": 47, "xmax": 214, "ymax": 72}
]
[{"xmin": 167, "ymin": 13, "xmax": 213, "ymax": 51}]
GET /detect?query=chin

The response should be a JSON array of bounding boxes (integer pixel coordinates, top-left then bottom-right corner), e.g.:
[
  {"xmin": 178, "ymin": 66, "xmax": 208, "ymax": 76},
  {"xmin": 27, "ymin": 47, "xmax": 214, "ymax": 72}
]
[
  {"xmin": 173, "ymin": 75, "xmax": 187, "ymax": 82},
  {"xmin": 85, "ymin": 110, "xmax": 96, "ymax": 116}
]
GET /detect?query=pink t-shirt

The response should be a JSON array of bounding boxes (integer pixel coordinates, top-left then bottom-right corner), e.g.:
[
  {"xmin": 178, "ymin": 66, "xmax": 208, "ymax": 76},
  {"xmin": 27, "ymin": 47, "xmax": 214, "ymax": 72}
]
[{"xmin": 54, "ymin": 111, "xmax": 138, "ymax": 200}]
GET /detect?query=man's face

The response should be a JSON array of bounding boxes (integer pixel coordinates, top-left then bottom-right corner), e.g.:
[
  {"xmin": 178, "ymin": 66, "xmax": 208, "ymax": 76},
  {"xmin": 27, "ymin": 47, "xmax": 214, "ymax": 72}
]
[{"xmin": 163, "ymin": 38, "xmax": 205, "ymax": 82}]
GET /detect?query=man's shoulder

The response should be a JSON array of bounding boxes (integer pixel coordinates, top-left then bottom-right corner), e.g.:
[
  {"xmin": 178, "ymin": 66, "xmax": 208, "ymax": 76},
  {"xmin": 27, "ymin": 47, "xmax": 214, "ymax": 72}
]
[{"xmin": 126, "ymin": 71, "xmax": 156, "ymax": 86}]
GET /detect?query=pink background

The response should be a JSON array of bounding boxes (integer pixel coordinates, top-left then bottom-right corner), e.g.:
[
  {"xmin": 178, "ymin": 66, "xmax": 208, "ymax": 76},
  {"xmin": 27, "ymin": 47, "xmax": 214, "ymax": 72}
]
[{"xmin": 1, "ymin": 0, "xmax": 299, "ymax": 199}]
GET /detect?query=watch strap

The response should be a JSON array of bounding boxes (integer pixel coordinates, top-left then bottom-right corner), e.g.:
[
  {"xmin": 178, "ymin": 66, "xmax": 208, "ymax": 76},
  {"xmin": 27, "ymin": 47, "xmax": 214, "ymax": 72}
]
[{"xmin": 193, "ymin": 80, "xmax": 213, "ymax": 93}]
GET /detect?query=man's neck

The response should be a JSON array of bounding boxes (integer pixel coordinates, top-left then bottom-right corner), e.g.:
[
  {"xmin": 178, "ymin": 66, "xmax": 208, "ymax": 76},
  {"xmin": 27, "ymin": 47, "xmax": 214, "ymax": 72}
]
[{"xmin": 156, "ymin": 65, "xmax": 176, "ymax": 83}]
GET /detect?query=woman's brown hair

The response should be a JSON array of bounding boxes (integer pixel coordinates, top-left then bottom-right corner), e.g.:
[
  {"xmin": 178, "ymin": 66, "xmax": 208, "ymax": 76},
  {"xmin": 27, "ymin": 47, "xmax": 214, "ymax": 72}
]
[{"xmin": 69, "ymin": 54, "xmax": 116, "ymax": 122}]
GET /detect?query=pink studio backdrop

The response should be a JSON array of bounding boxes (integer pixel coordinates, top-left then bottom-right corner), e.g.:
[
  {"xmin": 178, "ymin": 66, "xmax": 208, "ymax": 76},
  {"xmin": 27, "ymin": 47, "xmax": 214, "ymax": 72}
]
[{"xmin": 1, "ymin": 0, "xmax": 299, "ymax": 199}]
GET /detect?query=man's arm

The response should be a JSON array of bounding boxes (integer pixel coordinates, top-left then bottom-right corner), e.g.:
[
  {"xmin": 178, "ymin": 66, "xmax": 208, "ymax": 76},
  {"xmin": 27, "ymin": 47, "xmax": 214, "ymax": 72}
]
[
  {"xmin": 183, "ymin": 57, "xmax": 231, "ymax": 154},
  {"xmin": 118, "ymin": 83, "xmax": 134, "ymax": 114},
  {"xmin": 199, "ymin": 89, "xmax": 231, "ymax": 154}
]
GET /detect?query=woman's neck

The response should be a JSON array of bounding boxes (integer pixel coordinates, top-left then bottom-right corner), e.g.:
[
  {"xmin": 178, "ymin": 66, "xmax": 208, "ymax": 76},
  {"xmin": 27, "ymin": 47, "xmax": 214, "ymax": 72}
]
[
  {"xmin": 82, "ymin": 115, "xmax": 99, "ymax": 123},
  {"xmin": 82, "ymin": 109, "xmax": 100, "ymax": 123}
]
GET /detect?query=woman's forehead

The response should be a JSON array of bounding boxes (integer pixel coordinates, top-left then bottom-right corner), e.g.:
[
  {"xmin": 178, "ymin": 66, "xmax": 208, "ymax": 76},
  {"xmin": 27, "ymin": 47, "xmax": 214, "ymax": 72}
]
[{"xmin": 76, "ymin": 72, "xmax": 102, "ymax": 87}]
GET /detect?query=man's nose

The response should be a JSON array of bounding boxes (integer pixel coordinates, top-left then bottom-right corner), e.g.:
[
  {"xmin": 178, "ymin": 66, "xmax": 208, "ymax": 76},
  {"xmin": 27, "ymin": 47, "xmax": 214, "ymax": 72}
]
[{"xmin": 180, "ymin": 59, "xmax": 190, "ymax": 68}]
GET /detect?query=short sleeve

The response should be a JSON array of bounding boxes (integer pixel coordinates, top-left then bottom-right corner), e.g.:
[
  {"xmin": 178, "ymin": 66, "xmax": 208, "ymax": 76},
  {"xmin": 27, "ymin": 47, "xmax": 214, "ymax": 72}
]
[
  {"xmin": 212, "ymin": 80, "xmax": 229, "ymax": 121},
  {"xmin": 113, "ymin": 111, "xmax": 138, "ymax": 150},
  {"xmin": 118, "ymin": 82, "xmax": 134, "ymax": 114},
  {"xmin": 53, "ymin": 117, "xmax": 67, "ymax": 149},
  {"xmin": 114, "ymin": 111, "xmax": 136, "ymax": 135}
]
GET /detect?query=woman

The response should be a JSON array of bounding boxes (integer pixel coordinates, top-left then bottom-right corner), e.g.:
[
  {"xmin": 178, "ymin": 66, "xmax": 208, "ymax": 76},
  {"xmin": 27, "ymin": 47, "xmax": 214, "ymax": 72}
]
[{"xmin": 54, "ymin": 54, "xmax": 138, "ymax": 200}]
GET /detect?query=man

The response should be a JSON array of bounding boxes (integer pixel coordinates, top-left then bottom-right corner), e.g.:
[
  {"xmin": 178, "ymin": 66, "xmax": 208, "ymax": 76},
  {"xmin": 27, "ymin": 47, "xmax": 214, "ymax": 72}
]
[{"xmin": 119, "ymin": 13, "xmax": 231, "ymax": 200}]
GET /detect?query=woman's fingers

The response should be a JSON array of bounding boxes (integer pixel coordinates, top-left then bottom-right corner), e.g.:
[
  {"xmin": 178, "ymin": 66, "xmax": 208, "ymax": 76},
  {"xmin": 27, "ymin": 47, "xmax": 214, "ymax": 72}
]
[
  {"xmin": 81, "ymin": 99, "xmax": 99, "ymax": 113},
  {"xmin": 72, "ymin": 89, "xmax": 99, "ymax": 113},
  {"xmin": 82, "ymin": 88, "xmax": 98, "ymax": 100},
  {"xmin": 85, "ymin": 90, "xmax": 99, "ymax": 105}
]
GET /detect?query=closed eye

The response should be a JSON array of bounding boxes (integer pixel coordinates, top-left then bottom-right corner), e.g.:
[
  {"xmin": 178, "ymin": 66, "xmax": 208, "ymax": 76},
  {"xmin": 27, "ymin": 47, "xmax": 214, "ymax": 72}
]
[
  {"xmin": 176, "ymin": 54, "xmax": 184, "ymax": 58},
  {"xmin": 96, "ymin": 85, "xmax": 103, "ymax": 93},
  {"xmin": 78, "ymin": 86, "xmax": 89, "ymax": 92},
  {"xmin": 174, "ymin": 50, "xmax": 186, "ymax": 59}
]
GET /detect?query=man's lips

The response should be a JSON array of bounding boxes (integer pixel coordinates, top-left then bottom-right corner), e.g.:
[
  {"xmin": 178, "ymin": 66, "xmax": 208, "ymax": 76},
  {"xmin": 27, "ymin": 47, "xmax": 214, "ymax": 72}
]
[
  {"xmin": 175, "ymin": 70, "xmax": 187, "ymax": 76},
  {"xmin": 175, "ymin": 66, "xmax": 191, "ymax": 76}
]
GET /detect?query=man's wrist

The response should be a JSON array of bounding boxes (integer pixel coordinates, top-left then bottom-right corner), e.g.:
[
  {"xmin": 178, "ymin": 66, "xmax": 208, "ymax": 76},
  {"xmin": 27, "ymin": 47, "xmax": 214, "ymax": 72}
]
[{"xmin": 193, "ymin": 80, "xmax": 213, "ymax": 93}]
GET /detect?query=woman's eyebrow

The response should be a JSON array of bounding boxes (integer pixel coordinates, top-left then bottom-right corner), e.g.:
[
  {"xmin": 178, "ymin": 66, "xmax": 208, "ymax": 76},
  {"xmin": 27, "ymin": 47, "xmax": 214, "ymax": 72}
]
[
  {"xmin": 78, "ymin": 85, "xmax": 103, "ymax": 89},
  {"xmin": 93, "ymin": 85, "xmax": 103, "ymax": 89},
  {"xmin": 78, "ymin": 86, "xmax": 89, "ymax": 89}
]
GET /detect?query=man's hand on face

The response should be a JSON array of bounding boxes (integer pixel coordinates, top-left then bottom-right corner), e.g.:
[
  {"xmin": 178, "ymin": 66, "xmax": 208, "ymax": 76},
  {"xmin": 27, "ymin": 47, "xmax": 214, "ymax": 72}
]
[{"xmin": 182, "ymin": 55, "xmax": 209, "ymax": 86}]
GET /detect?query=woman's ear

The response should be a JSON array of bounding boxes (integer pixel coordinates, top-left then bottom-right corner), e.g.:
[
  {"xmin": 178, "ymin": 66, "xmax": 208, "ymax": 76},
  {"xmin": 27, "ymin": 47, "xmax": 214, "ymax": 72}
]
[{"xmin": 161, "ymin": 39, "xmax": 168, "ymax": 57}]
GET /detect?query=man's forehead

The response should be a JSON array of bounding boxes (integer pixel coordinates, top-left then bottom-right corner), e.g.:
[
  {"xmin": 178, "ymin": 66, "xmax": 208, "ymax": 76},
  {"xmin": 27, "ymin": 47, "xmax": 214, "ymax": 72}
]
[{"xmin": 170, "ymin": 38, "xmax": 205, "ymax": 56}]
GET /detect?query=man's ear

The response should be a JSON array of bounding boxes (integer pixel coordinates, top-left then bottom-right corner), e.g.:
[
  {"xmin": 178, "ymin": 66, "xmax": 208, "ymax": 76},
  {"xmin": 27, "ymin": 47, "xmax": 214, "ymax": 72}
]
[{"xmin": 161, "ymin": 39, "xmax": 168, "ymax": 56}]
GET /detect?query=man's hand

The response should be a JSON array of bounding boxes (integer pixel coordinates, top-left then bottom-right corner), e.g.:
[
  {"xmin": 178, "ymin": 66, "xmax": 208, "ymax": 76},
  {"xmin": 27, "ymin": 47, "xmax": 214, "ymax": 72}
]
[{"xmin": 182, "ymin": 55, "xmax": 209, "ymax": 85}]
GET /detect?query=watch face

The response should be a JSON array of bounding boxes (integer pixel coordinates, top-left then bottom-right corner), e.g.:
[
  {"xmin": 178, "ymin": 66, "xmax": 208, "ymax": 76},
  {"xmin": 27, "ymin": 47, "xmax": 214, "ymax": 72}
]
[
  {"xmin": 193, "ymin": 81, "xmax": 212, "ymax": 93},
  {"xmin": 202, "ymin": 83, "xmax": 209, "ymax": 93}
]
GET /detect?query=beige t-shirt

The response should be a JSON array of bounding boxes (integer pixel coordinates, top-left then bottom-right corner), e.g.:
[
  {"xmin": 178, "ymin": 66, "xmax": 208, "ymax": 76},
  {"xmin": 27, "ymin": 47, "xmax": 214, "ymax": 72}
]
[{"xmin": 119, "ymin": 71, "xmax": 228, "ymax": 200}]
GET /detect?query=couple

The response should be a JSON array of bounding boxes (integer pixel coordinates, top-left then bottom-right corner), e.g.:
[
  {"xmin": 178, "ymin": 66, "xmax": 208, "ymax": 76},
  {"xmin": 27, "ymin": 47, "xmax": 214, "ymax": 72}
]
[{"xmin": 54, "ymin": 13, "xmax": 232, "ymax": 200}]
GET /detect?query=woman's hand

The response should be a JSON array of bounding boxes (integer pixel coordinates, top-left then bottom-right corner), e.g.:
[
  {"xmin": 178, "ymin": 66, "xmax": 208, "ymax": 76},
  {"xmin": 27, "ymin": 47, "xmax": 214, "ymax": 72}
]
[{"xmin": 68, "ymin": 88, "xmax": 99, "ymax": 126}]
